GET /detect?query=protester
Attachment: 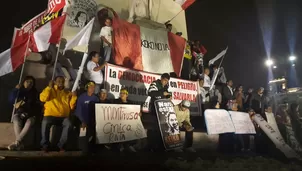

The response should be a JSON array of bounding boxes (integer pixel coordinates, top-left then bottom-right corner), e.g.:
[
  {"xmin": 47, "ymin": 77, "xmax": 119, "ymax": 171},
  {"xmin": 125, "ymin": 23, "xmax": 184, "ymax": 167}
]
[
  {"xmin": 40, "ymin": 76, "xmax": 77, "ymax": 152},
  {"xmin": 146, "ymin": 73, "xmax": 171, "ymax": 151},
  {"xmin": 222, "ymin": 80, "xmax": 235, "ymax": 110},
  {"xmin": 99, "ymin": 89, "xmax": 111, "ymax": 103},
  {"xmin": 235, "ymin": 85, "xmax": 244, "ymax": 111},
  {"xmin": 244, "ymin": 88, "xmax": 253, "ymax": 111},
  {"xmin": 250, "ymin": 87, "xmax": 266, "ymax": 114},
  {"xmin": 202, "ymin": 68, "xmax": 211, "ymax": 89},
  {"xmin": 75, "ymin": 81, "xmax": 99, "ymax": 155},
  {"xmin": 113, "ymin": 88, "xmax": 138, "ymax": 152},
  {"xmin": 86, "ymin": 51, "xmax": 107, "ymax": 94},
  {"xmin": 165, "ymin": 23, "xmax": 172, "ymax": 32},
  {"xmin": 174, "ymin": 100, "xmax": 196, "ymax": 152},
  {"xmin": 100, "ymin": 18, "xmax": 113, "ymax": 62},
  {"xmin": 8, "ymin": 76, "xmax": 39, "ymax": 151}
]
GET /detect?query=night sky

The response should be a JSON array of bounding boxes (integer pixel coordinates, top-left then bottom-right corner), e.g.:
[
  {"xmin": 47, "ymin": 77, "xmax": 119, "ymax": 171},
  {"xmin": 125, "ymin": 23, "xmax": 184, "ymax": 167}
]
[{"xmin": 1, "ymin": 0, "xmax": 301, "ymax": 89}]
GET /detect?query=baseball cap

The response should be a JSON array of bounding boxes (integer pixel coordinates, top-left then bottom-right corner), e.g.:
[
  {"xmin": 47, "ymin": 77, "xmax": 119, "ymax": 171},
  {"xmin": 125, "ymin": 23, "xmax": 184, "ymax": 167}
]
[{"xmin": 182, "ymin": 100, "xmax": 190, "ymax": 108}]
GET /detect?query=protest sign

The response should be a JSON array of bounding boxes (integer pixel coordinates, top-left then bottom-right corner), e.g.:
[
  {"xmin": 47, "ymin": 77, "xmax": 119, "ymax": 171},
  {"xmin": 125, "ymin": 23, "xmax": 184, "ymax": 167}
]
[
  {"xmin": 154, "ymin": 99, "xmax": 183, "ymax": 150},
  {"xmin": 253, "ymin": 114, "xmax": 301, "ymax": 159},
  {"xmin": 104, "ymin": 64, "xmax": 201, "ymax": 116},
  {"xmin": 204, "ymin": 109, "xmax": 235, "ymax": 135},
  {"xmin": 228, "ymin": 111, "xmax": 256, "ymax": 134},
  {"xmin": 95, "ymin": 104, "xmax": 147, "ymax": 144}
]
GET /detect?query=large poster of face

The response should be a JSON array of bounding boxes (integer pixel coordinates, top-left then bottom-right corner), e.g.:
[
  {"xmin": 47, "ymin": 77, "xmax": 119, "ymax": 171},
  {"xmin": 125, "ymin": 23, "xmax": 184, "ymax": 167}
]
[
  {"xmin": 154, "ymin": 99, "xmax": 182, "ymax": 150},
  {"xmin": 67, "ymin": 0, "xmax": 97, "ymax": 28}
]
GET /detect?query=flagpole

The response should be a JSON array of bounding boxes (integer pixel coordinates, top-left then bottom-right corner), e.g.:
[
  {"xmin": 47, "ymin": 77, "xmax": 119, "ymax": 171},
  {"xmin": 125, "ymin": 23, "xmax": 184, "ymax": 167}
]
[
  {"xmin": 51, "ymin": 7, "xmax": 68, "ymax": 80},
  {"xmin": 167, "ymin": 9, "xmax": 183, "ymax": 23},
  {"xmin": 11, "ymin": 36, "xmax": 31, "ymax": 122},
  {"xmin": 71, "ymin": 47, "xmax": 88, "ymax": 92}
]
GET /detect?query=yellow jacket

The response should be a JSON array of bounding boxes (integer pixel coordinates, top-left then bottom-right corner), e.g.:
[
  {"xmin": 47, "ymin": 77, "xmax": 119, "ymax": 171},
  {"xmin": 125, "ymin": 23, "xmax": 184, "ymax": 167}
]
[{"xmin": 40, "ymin": 85, "xmax": 77, "ymax": 117}]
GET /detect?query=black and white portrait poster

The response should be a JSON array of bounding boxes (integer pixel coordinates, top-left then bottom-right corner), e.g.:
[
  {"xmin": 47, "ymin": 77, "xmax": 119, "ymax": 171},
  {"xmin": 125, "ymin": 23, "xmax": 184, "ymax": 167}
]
[
  {"xmin": 67, "ymin": 0, "xmax": 97, "ymax": 28},
  {"xmin": 154, "ymin": 99, "xmax": 182, "ymax": 150}
]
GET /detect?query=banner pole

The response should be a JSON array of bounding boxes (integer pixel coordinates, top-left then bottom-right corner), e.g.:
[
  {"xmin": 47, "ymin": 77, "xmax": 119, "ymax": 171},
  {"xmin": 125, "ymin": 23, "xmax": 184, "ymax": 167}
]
[
  {"xmin": 11, "ymin": 36, "xmax": 31, "ymax": 122},
  {"xmin": 51, "ymin": 7, "xmax": 68, "ymax": 80}
]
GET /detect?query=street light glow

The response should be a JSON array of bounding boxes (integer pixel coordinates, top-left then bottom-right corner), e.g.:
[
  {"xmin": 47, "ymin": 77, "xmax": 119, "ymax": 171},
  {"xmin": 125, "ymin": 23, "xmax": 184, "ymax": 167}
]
[
  {"xmin": 265, "ymin": 59, "xmax": 273, "ymax": 66},
  {"xmin": 292, "ymin": 64, "xmax": 295, "ymax": 67},
  {"xmin": 289, "ymin": 56, "xmax": 296, "ymax": 61},
  {"xmin": 273, "ymin": 65, "xmax": 277, "ymax": 69}
]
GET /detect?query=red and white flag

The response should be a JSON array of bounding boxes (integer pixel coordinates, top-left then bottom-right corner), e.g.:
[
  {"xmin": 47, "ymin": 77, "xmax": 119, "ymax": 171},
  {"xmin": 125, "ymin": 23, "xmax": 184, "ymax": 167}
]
[
  {"xmin": 174, "ymin": 0, "xmax": 196, "ymax": 10},
  {"xmin": 47, "ymin": 0, "xmax": 67, "ymax": 13},
  {"xmin": 112, "ymin": 18, "xmax": 186, "ymax": 76},
  {"xmin": 0, "ymin": 29, "xmax": 30, "ymax": 77},
  {"xmin": 30, "ymin": 15, "xmax": 66, "ymax": 52}
]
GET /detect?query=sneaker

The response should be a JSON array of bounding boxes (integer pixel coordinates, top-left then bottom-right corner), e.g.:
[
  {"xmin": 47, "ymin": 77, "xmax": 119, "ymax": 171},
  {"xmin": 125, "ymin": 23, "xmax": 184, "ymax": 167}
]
[
  {"xmin": 185, "ymin": 147, "xmax": 196, "ymax": 153},
  {"xmin": 127, "ymin": 146, "xmax": 137, "ymax": 153},
  {"xmin": 7, "ymin": 142, "xmax": 18, "ymax": 151}
]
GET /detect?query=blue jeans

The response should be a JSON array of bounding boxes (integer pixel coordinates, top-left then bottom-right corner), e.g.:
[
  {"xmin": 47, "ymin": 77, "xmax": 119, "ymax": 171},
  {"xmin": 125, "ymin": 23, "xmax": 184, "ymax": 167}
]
[
  {"xmin": 41, "ymin": 116, "xmax": 71, "ymax": 149},
  {"xmin": 103, "ymin": 46, "xmax": 112, "ymax": 62},
  {"xmin": 55, "ymin": 63, "xmax": 77, "ymax": 81}
]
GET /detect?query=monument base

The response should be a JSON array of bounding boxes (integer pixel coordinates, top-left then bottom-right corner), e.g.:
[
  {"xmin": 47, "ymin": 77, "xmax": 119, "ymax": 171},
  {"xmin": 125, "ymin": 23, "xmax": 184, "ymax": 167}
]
[{"xmin": 133, "ymin": 18, "xmax": 166, "ymax": 31}]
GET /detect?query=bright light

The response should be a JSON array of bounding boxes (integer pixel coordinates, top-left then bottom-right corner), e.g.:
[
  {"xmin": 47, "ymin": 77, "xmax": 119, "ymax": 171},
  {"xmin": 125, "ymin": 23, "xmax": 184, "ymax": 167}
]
[
  {"xmin": 265, "ymin": 59, "xmax": 273, "ymax": 66},
  {"xmin": 273, "ymin": 65, "xmax": 277, "ymax": 69},
  {"xmin": 289, "ymin": 56, "xmax": 296, "ymax": 61},
  {"xmin": 292, "ymin": 64, "xmax": 295, "ymax": 67}
]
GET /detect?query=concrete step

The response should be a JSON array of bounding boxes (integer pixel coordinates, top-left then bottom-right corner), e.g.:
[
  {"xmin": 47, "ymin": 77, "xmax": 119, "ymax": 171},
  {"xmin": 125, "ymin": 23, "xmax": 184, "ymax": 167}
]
[{"xmin": 0, "ymin": 122, "xmax": 218, "ymax": 151}]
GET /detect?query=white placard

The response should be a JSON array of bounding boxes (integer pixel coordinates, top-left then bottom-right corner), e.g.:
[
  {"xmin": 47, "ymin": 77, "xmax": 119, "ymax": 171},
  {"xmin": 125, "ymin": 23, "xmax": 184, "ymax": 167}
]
[
  {"xmin": 104, "ymin": 64, "xmax": 201, "ymax": 116},
  {"xmin": 253, "ymin": 114, "xmax": 301, "ymax": 159},
  {"xmin": 95, "ymin": 103, "xmax": 147, "ymax": 144},
  {"xmin": 229, "ymin": 111, "xmax": 256, "ymax": 134},
  {"xmin": 204, "ymin": 109, "xmax": 235, "ymax": 135}
]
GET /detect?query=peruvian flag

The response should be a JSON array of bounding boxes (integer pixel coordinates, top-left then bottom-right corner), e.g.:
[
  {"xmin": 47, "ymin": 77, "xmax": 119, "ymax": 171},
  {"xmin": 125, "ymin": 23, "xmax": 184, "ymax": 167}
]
[
  {"xmin": 30, "ymin": 15, "xmax": 66, "ymax": 52},
  {"xmin": 0, "ymin": 29, "xmax": 30, "ymax": 77},
  {"xmin": 47, "ymin": 0, "xmax": 67, "ymax": 13},
  {"xmin": 112, "ymin": 17, "xmax": 186, "ymax": 76},
  {"xmin": 174, "ymin": 0, "xmax": 196, "ymax": 10}
]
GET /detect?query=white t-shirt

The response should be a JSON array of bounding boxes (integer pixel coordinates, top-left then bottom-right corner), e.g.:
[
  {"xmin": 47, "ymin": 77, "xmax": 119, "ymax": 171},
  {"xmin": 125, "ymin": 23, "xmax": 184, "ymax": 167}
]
[
  {"xmin": 100, "ymin": 26, "xmax": 112, "ymax": 47},
  {"xmin": 203, "ymin": 74, "xmax": 211, "ymax": 88},
  {"xmin": 87, "ymin": 61, "xmax": 103, "ymax": 84}
]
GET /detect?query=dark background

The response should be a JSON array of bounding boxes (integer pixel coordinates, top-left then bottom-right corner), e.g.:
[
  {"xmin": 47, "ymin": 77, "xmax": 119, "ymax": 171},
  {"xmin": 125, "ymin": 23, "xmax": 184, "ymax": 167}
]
[{"xmin": 1, "ymin": 0, "xmax": 302, "ymax": 89}]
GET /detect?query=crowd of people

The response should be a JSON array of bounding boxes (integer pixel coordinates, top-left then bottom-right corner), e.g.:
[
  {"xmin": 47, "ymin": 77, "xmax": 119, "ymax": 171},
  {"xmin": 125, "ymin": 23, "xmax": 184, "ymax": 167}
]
[{"xmin": 7, "ymin": 7, "xmax": 302, "ymax": 158}]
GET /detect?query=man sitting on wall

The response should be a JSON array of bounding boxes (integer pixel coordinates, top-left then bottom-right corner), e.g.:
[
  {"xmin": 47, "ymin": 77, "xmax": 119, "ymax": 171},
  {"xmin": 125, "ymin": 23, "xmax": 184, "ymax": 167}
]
[
  {"xmin": 174, "ymin": 100, "xmax": 196, "ymax": 152},
  {"xmin": 40, "ymin": 76, "xmax": 77, "ymax": 152}
]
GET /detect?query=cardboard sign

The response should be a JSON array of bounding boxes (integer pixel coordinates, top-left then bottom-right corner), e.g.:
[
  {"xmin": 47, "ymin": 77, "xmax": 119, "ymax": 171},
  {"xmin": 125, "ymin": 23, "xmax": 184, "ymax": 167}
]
[
  {"xmin": 204, "ymin": 109, "xmax": 235, "ymax": 135},
  {"xmin": 229, "ymin": 111, "xmax": 256, "ymax": 134},
  {"xmin": 95, "ymin": 104, "xmax": 147, "ymax": 144}
]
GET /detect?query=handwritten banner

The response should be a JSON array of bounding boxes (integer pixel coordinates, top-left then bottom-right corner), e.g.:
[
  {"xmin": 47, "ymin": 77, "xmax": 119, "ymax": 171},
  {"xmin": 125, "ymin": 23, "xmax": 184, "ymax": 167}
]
[
  {"xmin": 154, "ymin": 99, "xmax": 182, "ymax": 150},
  {"xmin": 229, "ymin": 111, "xmax": 256, "ymax": 134},
  {"xmin": 204, "ymin": 109, "xmax": 235, "ymax": 135},
  {"xmin": 104, "ymin": 64, "xmax": 201, "ymax": 116},
  {"xmin": 253, "ymin": 114, "xmax": 301, "ymax": 159},
  {"xmin": 95, "ymin": 104, "xmax": 147, "ymax": 144}
]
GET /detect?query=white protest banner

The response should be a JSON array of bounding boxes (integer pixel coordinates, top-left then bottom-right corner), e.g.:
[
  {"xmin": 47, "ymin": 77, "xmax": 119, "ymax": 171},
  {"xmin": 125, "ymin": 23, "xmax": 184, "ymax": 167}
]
[
  {"xmin": 253, "ymin": 114, "xmax": 301, "ymax": 159},
  {"xmin": 204, "ymin": 109, "xmax": 235, "ymax": 135},
  {"xmin": 140, "ymin": 27, "xmax": 174, "ymax": 74},
  {"xmin": 104, "ymin": 64, "xmax": 201, "ymax": 116},
  {"xmin": 228, "ymin": 111, "xmax": 256, "ymax": 134},
  {"xmin": 95, "ymin": 104, "xmax": 147, "ymax": 144}
]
